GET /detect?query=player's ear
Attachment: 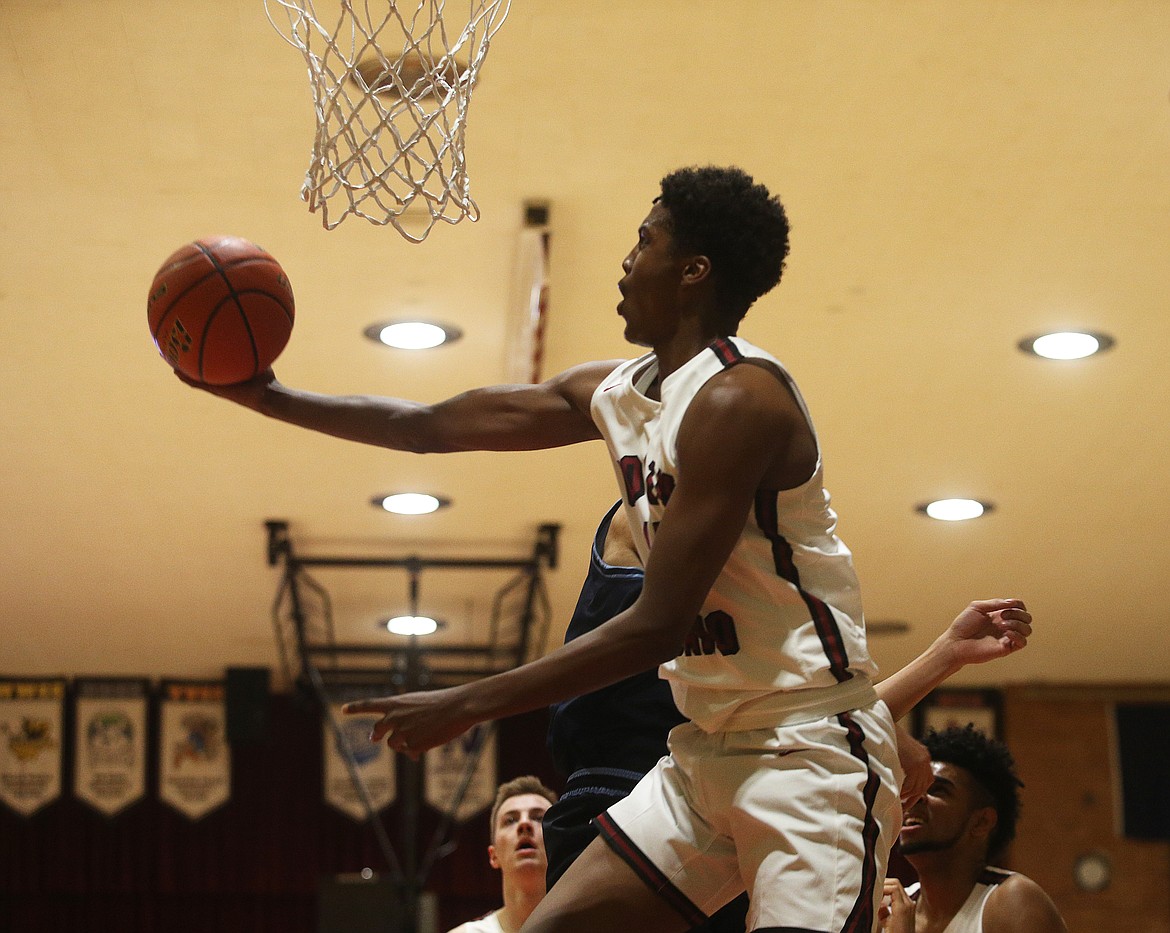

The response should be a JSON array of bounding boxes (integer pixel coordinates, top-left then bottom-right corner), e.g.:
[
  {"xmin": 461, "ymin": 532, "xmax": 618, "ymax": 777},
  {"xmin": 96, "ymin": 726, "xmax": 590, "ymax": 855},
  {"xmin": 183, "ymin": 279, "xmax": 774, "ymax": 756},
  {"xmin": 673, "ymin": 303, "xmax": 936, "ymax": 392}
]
[
  {"xmin": 681, "ymin": 254, "xmax": 711, "ymax": 285},
  {"xmin": 487, "ymin": 844, "xmax": 500, "ymax": 870},
  {"xmin": 969, "ymin": 806, "xmax": 998, "ymax": 843}
]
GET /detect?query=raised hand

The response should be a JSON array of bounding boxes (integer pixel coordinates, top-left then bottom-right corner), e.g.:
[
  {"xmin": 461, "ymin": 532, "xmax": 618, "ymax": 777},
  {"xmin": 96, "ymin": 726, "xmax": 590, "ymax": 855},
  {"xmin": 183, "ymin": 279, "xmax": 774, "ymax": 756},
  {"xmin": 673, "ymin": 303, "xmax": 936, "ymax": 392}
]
[
  {"xmin": 873, "ymin": 598, "xmax": 1034, "ymax": 723},
  {"xmin": 937, "ymin": 598, "xmax": 1032, "ymax": 668}
]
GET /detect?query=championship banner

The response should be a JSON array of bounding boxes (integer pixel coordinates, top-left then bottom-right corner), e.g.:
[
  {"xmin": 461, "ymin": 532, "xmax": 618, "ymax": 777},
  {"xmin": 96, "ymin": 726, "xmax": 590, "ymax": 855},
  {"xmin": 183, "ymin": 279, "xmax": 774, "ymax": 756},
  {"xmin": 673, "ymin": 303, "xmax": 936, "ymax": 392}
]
[
  {"xmin": 73, "ymin": 678, "xmax": 148, "ymax": 817},
  {"xmin": 323, "ymin": 700, "xmax": 397, "ymax": 820},
  {"xmin": 0, "ymin": 677, "xmax": 65, "ymax": 817},
  {"xmin": 159, "ymin": 681, "xmax": 230, "ymax": 820},
  {"xmin": 424, "ymin": 724, "xmax": 497, "ymax": 822}
]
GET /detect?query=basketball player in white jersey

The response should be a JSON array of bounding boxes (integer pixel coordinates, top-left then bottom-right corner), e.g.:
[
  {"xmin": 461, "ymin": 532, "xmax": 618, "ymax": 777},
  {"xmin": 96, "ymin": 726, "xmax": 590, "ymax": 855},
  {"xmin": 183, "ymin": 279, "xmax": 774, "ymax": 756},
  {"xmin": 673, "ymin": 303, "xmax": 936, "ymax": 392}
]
[
  {"xmin": 181, "ymin": 165, "xmax": 1032, "ymax": 932},
  {"xmin": 448, "ymin": 776, "xmax": 558, "ymax": 933},
  {"xmin": 879, "ymin": 727, "xmax": 1066, "ymax": 933}
]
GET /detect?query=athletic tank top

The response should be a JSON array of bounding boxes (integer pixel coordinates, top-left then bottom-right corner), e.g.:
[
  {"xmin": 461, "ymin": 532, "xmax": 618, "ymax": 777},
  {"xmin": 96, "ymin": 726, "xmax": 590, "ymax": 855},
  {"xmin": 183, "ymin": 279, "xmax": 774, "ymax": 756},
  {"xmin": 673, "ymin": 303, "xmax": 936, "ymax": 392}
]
[
  {"xmin": 906, "ymin": 868, "xmax": 1014, "ymax": 933},
  {"xmin": 591, "ymin": 336, "xmax": 877, "ymax": 732}
]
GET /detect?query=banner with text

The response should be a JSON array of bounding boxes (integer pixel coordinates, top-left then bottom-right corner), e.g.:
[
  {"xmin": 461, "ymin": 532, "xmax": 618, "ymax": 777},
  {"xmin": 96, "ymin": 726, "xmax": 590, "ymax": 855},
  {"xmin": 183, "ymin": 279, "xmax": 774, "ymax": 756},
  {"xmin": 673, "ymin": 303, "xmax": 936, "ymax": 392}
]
[
  {"xmin": 0, "ymin": 677, "xmax": 65, "ymax": 817},
  {"xmin": 424, "ymin": 724, "xmax": 497, "ymax": 822},
  {"xmin": 159, "ymin": 681, "xmax": 230, "ymax": 820},
  {"xmin": 74, "ymin": 678, "xmax": 149, "ymax": 817},
  {"xmin": 323, "ymin": 701, "xmax": 397, "ymax": 820}
]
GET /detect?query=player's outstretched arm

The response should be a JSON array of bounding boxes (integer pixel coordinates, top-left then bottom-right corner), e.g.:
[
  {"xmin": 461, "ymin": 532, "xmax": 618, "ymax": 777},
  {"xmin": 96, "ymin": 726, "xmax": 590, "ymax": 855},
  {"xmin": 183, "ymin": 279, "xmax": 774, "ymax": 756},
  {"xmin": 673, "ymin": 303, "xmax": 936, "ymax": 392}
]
[
  {"xmin": 176, "ymin": 359, "xmax": 622, "ymax": 453},
  {"xmin": 875, "ymin": 599, "xmax": 1032, "ymax": 722}
]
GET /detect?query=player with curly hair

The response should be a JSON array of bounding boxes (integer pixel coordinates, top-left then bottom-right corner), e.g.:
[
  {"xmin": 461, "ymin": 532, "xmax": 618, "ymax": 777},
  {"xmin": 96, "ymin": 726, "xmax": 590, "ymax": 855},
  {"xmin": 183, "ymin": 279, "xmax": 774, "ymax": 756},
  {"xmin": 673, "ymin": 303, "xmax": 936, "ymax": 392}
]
[
  {"xmin": 184, "ymin": 165, "xmax": 1031, "ymax": 932},
  {"xmin": 880, "ymin": 726, "xmax": 1067, "ymax": 933},
  {"xmin": 654, "ymin": 166, "xmax": 790, "ymax": 332}
]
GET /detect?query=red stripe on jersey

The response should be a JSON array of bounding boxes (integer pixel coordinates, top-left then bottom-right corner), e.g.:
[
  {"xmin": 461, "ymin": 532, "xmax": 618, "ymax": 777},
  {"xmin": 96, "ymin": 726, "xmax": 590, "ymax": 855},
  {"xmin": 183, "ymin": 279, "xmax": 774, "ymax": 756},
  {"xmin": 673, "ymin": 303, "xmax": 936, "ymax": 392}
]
[
  {"xmin": 754, "ymin": 491, "xmax": 852, "ymax": 681},
  {"xmin": 839, "ymin": 712, "xmax": 883, "ymax": 933},
  {"xmin": 708, "ymin": 337, "xmax": 745, "ymax": 368},
  {"xmin": 594, "ymin": 812, "xmax": 709, "ymax": 927}
]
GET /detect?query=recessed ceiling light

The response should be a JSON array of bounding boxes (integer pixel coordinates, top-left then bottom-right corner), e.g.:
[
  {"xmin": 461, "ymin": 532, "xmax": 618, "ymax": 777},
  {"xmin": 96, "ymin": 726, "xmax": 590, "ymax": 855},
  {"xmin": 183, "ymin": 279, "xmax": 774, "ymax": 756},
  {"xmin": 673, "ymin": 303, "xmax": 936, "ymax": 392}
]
[
  {"xmin": 1018, "ymin": 331, "xmax": 1114, "ymax": 360},
  {"xmin": 364, "ymin": 320, "xmax": 462, "ymax": 350},
  {"xmin": 373, "ymin": 493, "xmax": 450, "ymax": 515},
  {"xmin": 917, "ymin": 498, "xmax": 994, "ymax": 521},
  {"xmin": 383, "ymin": 615, "xmax": 440, "ymax": 636}
]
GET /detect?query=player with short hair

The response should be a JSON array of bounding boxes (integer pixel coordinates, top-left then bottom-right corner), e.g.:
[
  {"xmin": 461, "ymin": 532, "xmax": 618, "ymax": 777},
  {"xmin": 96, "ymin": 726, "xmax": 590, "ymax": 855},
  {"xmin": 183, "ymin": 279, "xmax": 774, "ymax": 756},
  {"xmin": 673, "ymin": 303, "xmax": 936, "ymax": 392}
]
[
  {"xmin": 182, "ymin": 165, "xmax": 1028, "ymax": 932},
  {"xmin": 880, "ymin": 726, "xmax": 1067, "ymax": 933},
  {"xmin": 448, "ymin": 776, "xmax": 559, "ymax": 933}
]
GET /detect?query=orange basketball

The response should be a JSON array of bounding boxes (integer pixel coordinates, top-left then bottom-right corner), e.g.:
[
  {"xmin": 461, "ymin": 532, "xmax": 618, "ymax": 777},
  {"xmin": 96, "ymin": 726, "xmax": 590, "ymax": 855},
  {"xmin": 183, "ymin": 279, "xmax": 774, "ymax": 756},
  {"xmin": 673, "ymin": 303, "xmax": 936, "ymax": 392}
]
[{"xmin": 148, "ymin": 236, "xmax": 295, "ymax": 385}]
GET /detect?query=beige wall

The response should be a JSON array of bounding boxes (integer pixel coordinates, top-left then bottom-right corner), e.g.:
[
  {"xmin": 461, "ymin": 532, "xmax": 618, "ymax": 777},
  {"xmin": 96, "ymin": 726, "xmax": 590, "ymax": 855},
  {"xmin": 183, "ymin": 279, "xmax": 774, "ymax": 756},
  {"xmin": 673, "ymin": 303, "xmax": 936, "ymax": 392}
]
[{"xmin": 1003, "ymin": 685, "xmax": 1170, "ymax": 932}]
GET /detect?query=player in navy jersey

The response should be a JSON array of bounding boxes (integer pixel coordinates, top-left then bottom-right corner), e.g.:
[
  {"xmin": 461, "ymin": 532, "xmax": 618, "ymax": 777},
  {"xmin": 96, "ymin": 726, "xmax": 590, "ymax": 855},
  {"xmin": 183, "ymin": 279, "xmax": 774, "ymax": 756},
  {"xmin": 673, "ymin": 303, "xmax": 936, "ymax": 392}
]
[{"xmin": 183, "ymin": 166, "xmax": 1033, "ymax": 933}]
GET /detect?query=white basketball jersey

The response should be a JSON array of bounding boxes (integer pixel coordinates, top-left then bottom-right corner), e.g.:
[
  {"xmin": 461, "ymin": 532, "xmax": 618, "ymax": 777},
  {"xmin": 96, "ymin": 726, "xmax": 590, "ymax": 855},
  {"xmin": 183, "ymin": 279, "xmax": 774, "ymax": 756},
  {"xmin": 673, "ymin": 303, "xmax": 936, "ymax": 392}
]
[
  {"xmin": 906, "ymin": 868, "xmax": 1013, "ymax": 932},
  {"xmin": 591, "ymin": 336, "xmax": 877, "ymax": 732}
]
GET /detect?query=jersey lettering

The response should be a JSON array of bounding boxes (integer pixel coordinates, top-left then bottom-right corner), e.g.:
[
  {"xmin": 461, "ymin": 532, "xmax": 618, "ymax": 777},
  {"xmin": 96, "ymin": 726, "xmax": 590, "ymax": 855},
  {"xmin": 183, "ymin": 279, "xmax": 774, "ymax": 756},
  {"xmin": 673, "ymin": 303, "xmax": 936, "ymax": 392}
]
[
  {"xmin": 620, "ymin": 454, "xmax": 677, "ymax": 508},
  {"xmin": 681, "ymin": 610, "xmax": 740, "ymax": 657},
  {"xmin": 646, "ymin": 460, "xmax": 676, "ymax": 506},
  {"xmin": 619, "ymin": 455, "xmax": 645, "ymax": 505}
]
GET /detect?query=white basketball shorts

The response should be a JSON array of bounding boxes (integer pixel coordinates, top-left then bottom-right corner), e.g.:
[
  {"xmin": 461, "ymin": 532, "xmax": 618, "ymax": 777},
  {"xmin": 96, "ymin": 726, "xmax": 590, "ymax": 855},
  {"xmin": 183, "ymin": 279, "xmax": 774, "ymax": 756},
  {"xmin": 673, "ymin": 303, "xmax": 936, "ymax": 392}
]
[{"xmin": 595, "ymin": 699, "xmax": 902, "ymax": 932}]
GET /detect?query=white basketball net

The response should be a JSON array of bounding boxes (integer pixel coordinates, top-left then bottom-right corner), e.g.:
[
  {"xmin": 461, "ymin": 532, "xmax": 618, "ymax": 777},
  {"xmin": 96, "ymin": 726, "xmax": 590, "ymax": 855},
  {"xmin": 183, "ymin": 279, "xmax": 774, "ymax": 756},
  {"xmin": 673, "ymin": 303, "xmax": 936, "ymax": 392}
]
[{"xmin": 265, "ymin": 0, "xmax": 511, "ymax": 241}]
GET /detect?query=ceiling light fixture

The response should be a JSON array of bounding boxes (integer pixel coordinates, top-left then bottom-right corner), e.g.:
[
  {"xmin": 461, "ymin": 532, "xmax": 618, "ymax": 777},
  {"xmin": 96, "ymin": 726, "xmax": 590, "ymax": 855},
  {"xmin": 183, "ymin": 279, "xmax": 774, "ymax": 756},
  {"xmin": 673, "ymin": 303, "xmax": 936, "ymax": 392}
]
[
  {"xmin": 373, "ymin": 493, "xmax": 450, "ymax": 515},
  {"xmin": 917, "ymin": 498, "xmax": 994, "ymax": 522},
  {"xmin": 1018, "ymin": 330, "xmax": 1115, "ymax": 360},
  {"xmin": 364, "ymin": 320, "xmax": 462, "ymax": 350},
  {"xmin": 383, "ymin": 615, "xmax": 440, "ymax": 636}
]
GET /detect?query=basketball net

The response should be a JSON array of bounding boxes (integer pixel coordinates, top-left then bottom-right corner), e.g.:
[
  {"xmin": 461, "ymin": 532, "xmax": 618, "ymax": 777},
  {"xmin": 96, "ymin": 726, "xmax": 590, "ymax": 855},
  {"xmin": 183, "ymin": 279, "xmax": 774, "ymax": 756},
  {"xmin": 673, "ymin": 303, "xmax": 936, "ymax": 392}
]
[{"xmin": 264, "ymin": 0, "xmax": 511, "ymax": 241}]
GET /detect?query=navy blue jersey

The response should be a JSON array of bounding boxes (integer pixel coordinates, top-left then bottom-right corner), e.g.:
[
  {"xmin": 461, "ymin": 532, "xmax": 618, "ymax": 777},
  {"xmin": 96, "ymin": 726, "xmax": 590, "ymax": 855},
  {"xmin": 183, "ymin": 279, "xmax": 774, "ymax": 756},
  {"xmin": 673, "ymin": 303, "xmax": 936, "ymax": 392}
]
[
  {"xmin": 542, "ymin": 504, "xmax": 750, "ymax": 932},
  {"xmin": 545, "ymin": 502, "xmax": 685, "ymax": 777}
]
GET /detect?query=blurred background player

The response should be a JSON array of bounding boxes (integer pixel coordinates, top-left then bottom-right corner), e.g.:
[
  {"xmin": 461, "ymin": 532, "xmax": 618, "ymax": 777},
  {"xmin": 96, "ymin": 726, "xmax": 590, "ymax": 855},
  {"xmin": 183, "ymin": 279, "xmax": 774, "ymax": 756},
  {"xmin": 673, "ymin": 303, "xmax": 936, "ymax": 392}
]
[
  {"xmin": 879, "ymin": 726, "xmax": 1067, "ymax": 933},
  {"xmin": 447, "ymin": 776, "xmax": 558, "ymax": 933}
]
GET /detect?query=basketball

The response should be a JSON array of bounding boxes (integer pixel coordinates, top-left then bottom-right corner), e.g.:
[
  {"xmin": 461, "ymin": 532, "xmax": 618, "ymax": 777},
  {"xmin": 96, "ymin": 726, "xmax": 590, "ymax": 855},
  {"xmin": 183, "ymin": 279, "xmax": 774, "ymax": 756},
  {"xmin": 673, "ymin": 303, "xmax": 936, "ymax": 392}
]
[{"xmin": 148, "ymin": 235, "xmax": 295, "ymax": 385}]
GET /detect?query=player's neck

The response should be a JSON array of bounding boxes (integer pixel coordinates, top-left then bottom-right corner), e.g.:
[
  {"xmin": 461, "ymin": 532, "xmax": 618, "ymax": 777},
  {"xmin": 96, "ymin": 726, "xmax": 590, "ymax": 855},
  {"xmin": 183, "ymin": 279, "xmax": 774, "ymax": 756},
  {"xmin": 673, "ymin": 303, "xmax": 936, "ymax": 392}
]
[
  {"xmin": 499, "ymin": 872, "xmax": 545, "ymax": 931},
  {"xmin": 651, "ymin": 317, "xmax": 730, "ymax": 385},
  {"xmin": 910, "ymin": 856, "xmax": 989, "ymax": 928}
]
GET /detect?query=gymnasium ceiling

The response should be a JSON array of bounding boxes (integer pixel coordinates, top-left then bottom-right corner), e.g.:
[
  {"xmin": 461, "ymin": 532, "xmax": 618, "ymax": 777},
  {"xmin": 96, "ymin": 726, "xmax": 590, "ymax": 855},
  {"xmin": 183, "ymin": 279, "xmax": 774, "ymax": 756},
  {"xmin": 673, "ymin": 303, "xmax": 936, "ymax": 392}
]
[{"xmin": 2, "ymin": 1, "xmax": 1168, "ymax": 697}]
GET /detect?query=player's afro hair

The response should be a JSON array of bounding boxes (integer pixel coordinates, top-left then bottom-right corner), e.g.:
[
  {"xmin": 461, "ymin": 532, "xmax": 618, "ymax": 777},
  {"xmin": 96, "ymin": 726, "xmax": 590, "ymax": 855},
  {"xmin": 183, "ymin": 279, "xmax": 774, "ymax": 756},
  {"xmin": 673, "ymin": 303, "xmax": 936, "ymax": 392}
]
[
  {"xmin": 656, "ymin": 166, "xmax": 790, "ymax": 332},
  {"xmin": 924, "ymin": 724, "xmax": 1024, "ymax": 860}
]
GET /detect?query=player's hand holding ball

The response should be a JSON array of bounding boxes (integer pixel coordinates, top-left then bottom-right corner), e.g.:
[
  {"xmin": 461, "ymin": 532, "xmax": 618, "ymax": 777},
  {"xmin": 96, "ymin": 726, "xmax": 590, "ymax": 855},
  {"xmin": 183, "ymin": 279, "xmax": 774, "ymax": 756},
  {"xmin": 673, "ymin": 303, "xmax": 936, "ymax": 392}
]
[{"xmin": 148, "ymin": 235, "xmax": 294, "ymax": 386}]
